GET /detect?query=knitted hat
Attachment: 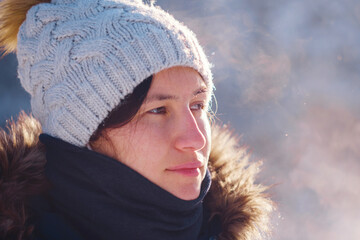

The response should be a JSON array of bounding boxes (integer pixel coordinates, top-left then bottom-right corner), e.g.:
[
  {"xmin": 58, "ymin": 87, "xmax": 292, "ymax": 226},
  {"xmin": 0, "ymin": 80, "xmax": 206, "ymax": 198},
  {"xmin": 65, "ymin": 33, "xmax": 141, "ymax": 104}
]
[{"xmin": 15, "ymin": 0, "xmax": 213, "ymax": 146}]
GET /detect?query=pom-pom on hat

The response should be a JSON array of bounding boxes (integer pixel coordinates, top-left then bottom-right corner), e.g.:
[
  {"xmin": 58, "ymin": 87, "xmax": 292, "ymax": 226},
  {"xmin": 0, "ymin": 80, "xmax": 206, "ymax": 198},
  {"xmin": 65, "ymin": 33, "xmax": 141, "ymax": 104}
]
[{"xmin": 2, "ymin": 0, "xmax": 213, "ymax": 146}]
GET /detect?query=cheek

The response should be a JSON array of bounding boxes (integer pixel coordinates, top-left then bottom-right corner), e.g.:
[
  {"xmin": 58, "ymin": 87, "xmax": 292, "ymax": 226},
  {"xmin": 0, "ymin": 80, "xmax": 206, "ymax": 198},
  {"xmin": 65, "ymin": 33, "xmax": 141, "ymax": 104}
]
[
  {"xmin": 199, "ymin": 114, "xmax": 212, "ymax": 154},
  {"xmin": 115, "ymin": 121, "xmax": 168, "ymax": 168}
]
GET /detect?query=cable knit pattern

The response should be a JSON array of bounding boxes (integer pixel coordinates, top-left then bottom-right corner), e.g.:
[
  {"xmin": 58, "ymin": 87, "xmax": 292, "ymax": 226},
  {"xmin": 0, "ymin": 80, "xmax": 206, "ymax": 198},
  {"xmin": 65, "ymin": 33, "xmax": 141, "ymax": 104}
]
[{"xmin": 17, "ymin": 0, "xmax": 213, "ymax": 146}]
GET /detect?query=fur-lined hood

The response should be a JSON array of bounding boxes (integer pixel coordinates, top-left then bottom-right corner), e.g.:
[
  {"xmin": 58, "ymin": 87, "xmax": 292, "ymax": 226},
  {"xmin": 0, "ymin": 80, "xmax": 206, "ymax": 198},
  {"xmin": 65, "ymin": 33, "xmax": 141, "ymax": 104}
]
[{"xmin": 0, "ymin": 112, "xmax": 273, "ymax": 240}]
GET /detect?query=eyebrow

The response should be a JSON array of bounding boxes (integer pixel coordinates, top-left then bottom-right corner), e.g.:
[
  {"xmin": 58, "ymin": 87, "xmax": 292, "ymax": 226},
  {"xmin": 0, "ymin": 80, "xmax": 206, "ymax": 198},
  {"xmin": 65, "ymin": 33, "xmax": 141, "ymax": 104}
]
[{"xmin": 145, "ymin": 87, "xmax": 209, "ymax": 103}]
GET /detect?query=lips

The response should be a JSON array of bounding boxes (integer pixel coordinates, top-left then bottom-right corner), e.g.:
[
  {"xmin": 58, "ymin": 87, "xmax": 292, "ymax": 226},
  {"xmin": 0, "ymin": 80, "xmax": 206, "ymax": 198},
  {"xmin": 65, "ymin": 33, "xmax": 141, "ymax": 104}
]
[{"xmin": 166, "ymin": 161, "xmax": 203, "ymax": 177}]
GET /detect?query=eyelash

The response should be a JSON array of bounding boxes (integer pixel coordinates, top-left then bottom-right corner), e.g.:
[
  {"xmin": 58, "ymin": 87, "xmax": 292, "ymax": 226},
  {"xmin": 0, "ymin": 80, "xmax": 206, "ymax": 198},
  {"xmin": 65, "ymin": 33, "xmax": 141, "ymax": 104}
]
[{"xmin": 148, "ymin": 103, "xmax": 206, "ymax": 115}]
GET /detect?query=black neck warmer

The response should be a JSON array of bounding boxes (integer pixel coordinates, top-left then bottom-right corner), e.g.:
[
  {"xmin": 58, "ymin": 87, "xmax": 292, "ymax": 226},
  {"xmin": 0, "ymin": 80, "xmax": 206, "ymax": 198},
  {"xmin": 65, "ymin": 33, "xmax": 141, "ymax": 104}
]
[{"xmin": 39, "ymin": 134, "xmax": 212, "ymax": 240}]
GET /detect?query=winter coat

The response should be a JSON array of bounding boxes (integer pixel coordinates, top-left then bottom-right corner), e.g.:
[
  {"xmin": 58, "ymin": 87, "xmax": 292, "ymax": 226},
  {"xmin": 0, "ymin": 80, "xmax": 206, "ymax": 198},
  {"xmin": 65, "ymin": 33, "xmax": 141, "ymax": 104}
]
[{"xmin": 0, "ymin": 112, "xmax": 273, "ymax": 240}]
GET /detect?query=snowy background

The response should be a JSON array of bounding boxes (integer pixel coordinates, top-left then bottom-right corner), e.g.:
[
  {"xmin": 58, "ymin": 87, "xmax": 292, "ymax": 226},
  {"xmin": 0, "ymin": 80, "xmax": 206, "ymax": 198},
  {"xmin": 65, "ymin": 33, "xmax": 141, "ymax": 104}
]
[{"xmin": 1, "ymin": 0, "xmax": 359, "ymax": 239}]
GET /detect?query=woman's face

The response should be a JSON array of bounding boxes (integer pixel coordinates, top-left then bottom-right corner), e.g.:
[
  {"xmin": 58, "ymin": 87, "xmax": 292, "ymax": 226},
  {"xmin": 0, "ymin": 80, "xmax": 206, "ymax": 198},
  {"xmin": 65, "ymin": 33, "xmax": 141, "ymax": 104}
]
[{"xmin": 94, "ymin": 66, "xmax": 212, "ymax": 200}]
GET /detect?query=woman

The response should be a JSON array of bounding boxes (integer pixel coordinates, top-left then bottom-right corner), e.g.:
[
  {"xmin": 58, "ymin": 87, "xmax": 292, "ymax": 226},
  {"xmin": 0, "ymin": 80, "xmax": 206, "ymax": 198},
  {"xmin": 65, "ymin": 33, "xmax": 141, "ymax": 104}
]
[{"xmin": 0, "ymin": 0, "xmax": 273, "ymax": 239}]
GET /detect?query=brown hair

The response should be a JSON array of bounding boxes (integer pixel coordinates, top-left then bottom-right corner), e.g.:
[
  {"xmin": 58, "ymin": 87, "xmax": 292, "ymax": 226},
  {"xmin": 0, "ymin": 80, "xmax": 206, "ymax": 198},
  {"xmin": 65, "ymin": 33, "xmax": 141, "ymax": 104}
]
[{"xmin": 89, "ymin": 75, "xmax": 153, "ymax": 147}]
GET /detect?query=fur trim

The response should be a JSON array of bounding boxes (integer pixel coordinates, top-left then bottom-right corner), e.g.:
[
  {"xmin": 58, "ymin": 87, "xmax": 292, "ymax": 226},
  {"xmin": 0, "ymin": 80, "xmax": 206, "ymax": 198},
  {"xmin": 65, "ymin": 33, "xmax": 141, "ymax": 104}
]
[
  {"xmin": 0, "ymin": 113, "xmax": 273, "ymax": 239},
  {"xmin": 0, "ymin": 0, "xmax": 50, "ymax": 55},
  {"xmin": 0, "ymin": 112, "xmax": 47, "ymax": 240},
  {"xmin": 206, "ymin": 124, "xmax": 274, "ymax": 240}
]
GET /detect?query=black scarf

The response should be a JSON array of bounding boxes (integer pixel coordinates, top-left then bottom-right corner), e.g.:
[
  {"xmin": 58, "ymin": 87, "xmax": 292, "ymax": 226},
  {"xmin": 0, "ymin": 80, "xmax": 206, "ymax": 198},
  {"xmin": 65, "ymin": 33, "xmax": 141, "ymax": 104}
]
[{"xmin": 39, "ymin": 134, "xmax": 212, "ymax": 240}]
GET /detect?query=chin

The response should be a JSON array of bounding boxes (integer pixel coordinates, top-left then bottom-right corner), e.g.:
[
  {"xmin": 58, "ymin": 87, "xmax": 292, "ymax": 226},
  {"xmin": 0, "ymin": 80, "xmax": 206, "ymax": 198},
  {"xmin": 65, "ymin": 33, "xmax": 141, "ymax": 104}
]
[
  {"xmin": 173, "ymin": 183, "xmax": 201, "ymax": 201},
  {"xmin": 179, "ymin": 193, "xmax": 200, "ymax": 201}
]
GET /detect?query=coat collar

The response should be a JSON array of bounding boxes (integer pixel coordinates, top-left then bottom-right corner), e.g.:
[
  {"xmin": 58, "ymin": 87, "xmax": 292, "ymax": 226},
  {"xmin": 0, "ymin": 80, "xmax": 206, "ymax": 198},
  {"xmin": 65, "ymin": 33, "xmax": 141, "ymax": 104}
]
[
  {"xmin": 206, "ymin": 125, "xmax": 274, "ymax": 239},
  {"xmin": 0, "ymin": 112, "xmax": 274, "ymax": 240}
]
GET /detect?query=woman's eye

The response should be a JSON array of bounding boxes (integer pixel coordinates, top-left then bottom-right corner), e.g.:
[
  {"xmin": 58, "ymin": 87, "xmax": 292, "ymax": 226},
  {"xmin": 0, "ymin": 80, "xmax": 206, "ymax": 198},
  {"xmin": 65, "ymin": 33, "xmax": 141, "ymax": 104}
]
[
  {"xmin": 148, "ymin": 107, "xmax": 166, "ymax": 114},
  {"xmin": 190, "ymin": 103, "xmax": 205, "ymax": 111}
]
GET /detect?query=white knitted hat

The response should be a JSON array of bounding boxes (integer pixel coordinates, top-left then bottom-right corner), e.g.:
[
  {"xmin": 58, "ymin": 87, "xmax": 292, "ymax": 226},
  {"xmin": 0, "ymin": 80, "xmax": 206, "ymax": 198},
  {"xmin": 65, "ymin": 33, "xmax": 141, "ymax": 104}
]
[{"xmin": 17, "ymin": 0, "xmax": 213, "ymax": 146}]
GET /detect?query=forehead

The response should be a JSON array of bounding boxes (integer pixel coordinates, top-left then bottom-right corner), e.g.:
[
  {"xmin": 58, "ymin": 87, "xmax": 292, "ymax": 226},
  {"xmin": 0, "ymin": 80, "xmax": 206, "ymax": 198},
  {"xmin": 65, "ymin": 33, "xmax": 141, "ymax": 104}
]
[{"xmin": 150, "ymin": 66, "xmax": 207, "ymax": 95}]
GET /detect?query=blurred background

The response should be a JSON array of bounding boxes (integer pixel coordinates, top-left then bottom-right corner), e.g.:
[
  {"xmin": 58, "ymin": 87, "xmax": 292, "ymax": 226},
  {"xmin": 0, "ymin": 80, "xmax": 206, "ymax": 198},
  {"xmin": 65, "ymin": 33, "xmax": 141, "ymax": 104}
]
[{"xmin": 1, "ymin": 0, "xmax": 359, "ymax": 239}]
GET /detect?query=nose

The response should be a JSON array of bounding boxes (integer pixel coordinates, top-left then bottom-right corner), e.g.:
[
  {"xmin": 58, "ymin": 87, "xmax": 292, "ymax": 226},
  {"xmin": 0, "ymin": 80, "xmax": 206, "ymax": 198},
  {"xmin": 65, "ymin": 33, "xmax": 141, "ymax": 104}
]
[{"xmin": 173, "ymin": 110, "xmax": 207, "ymax": 152}]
